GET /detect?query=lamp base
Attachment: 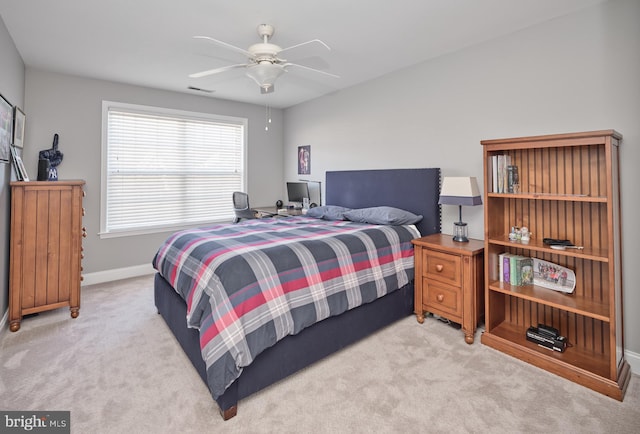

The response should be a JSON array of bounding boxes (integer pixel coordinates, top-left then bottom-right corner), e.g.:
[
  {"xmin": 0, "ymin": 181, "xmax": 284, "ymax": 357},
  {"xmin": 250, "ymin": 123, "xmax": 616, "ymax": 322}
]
[{"xmin": 452, "ymin": 221, "xmax": 469, "ymax": 243}]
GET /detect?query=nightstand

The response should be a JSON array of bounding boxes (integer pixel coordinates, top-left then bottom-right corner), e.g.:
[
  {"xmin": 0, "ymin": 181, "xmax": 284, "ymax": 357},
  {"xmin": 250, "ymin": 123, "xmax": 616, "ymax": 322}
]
[{"xmin": 412, "ymin": 233, "xmax": 484, "ymax": 344}]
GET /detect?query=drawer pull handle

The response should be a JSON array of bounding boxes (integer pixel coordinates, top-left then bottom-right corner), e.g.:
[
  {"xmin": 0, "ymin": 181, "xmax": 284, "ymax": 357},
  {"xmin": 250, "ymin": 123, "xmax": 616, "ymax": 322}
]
[
  {"xmin": 437, "ymin": 294, "xmax": 444, "ymax": 302},
  {"xmin": 436, "ymin": 264, "xmax": 444, "ymax": 272}
]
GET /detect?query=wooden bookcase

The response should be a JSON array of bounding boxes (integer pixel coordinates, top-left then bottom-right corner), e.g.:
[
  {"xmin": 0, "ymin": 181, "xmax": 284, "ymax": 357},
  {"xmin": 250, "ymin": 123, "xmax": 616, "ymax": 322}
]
[{"xmin": 480, "ymin": 130, "xmax": 630, "ymax": 400}]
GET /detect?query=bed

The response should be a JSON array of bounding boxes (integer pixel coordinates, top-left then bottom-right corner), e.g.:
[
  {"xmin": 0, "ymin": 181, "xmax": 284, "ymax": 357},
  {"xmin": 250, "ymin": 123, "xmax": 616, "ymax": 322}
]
[{"xmin": 153, "ymin": 168, "xmax": 441, "ymax": 419}]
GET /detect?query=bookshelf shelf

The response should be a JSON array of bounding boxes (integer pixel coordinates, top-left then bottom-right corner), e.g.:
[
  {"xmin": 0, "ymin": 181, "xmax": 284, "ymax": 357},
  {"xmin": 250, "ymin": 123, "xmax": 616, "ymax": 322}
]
[
  {"xmin": 487, "ymin": 236, "xmax": 609, "ymax": 262},
  {"xmin": 487, "ymin": 192, "xmax": 607, "ymax": 202},
  {"xmin": 487, "ymin": 280, "xmax": 609, "ymax": 321},
  {"xmin": 481, "ymin": 130, "xmax": 629, "ymax": 401},
  {"xmin": 481, "ymin": 322, "xmax": 611, "ymax": 380}
]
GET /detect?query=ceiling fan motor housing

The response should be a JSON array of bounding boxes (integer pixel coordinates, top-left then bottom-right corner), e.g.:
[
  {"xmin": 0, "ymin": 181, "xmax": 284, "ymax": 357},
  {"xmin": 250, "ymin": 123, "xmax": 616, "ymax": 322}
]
[{"xmin": 248, "ymin": 43, "xmax": 282, "ymax": 63}]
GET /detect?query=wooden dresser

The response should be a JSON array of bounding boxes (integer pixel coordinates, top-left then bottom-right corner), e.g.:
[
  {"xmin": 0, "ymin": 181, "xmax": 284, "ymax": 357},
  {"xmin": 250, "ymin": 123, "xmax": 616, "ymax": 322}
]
[
  {"xmin": 9, "ymin": 180, "xmax": 86, "ymax": 332},
  {"xmin": 413, "ymin": 233, "xmax": 484, "ymax": 344}
]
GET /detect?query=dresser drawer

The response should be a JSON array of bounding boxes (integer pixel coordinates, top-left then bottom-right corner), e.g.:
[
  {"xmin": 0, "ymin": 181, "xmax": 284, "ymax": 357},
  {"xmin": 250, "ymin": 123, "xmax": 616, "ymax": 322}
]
[
  {"xmin": 422, "ymin": 249, "xmax": 462, "ymax": 287},
  {"xmin": 423, "ymin": 279, "xmax": 463, "ymax": 320}
]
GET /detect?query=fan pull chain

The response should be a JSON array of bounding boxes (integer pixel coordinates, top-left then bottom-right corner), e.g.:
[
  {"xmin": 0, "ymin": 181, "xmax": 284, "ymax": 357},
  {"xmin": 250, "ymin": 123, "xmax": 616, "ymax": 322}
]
[{"xmin": 264, "ymin": 103, "xmax": 272, "ymax": 131}]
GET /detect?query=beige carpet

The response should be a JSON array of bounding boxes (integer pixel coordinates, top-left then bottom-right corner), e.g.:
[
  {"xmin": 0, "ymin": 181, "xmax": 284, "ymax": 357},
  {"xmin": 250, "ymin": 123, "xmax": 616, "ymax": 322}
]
[{"xmin": 1, "ymin": 275, "xmax": 638, "ymax": 433}]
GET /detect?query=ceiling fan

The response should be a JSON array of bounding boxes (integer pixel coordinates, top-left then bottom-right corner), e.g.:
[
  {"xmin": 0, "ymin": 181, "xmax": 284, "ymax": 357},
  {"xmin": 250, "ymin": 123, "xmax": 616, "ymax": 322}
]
[{"xmin": 189, "ymin": 24, "xmax": 339, "ymax": 94}]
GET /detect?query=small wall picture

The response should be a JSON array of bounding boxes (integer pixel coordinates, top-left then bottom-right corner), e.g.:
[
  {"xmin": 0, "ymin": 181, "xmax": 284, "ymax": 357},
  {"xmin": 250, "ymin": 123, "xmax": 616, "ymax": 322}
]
[
  {"xmin": 13, "ymin": 106, "xmax": 25, "ymax": 148},
  {"xmin": 10, "ymin": 146, "xmax": 29, "ymax": 181},
  {"xmin": 0, "ymin": 93, "xmax": 13, "ymax": 163},
  {"xmin": 298, "ymin": 145, "xmax": 310, "ymax": 175}
]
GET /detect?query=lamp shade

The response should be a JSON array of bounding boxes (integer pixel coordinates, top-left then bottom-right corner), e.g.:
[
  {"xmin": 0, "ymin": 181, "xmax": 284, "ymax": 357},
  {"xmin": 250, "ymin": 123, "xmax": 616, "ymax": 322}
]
[
  {"xmin": 438, "ymin": 177, "xmax": 483, "ymax": 206},
  {"xmin": 246, "ymin": 63, "xmax": 286, "ymax": 91}
]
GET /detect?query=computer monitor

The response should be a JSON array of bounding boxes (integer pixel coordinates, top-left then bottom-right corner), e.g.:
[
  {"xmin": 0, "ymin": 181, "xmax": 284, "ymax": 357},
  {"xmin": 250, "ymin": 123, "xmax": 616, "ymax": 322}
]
[{"xmin": 286, "ymin": 182, "xmax": 310, "ymax": 208}]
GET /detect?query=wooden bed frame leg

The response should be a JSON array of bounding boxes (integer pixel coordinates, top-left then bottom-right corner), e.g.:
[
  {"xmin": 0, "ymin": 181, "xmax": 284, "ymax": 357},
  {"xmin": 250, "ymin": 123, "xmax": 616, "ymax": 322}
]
[{"xmin": 220, "ymin": 405, "xmax": 237, "ymax": 420}]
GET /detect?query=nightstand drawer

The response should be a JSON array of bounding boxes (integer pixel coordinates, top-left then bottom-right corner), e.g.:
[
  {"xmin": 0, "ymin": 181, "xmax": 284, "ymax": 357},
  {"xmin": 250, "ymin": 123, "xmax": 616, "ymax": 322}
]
[
  {"xmin": 423, "ymin": 279, "xmax": 462, "ymax": 319},
  {"xmin": 422, "ymin": 249, "xmax": 461, "ymax": 287}
]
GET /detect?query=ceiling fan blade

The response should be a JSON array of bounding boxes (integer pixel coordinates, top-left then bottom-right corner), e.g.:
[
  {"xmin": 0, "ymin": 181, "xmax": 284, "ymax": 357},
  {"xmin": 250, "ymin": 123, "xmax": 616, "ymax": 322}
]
[
  {"xmin": 283, "ymin": 62, "xmax": 340, "ymax": 79},
  {"xmin": 189, "ymin": 63, "xmax": 247, "ymax": 78},
  {"xmin": 193, "ymin": 36, "xmax": 252, "ymax": 57},
  {"xmin": 279, "ymin": 39, "xmax": 331, "ymax": 54}
]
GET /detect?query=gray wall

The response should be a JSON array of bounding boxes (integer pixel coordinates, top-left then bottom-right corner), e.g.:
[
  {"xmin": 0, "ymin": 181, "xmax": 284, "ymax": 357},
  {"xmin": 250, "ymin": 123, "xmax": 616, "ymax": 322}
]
[
  {"xmin": 284, "ymin": 0, "xmax": 640, "ymax": 361},
  {"xmin": 0, "ymin": 16, "xmax": 24, "ymax": 326},
  {"xmin": 22, "ymin": 70, "xmax": 284, "ymax": 277}
]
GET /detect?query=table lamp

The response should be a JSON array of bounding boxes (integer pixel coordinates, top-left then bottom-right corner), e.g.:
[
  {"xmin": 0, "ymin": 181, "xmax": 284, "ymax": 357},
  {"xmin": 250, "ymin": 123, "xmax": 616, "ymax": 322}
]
[{"xmin": 438, "ymin": 176, "xmax": 482, "ymax": 242}]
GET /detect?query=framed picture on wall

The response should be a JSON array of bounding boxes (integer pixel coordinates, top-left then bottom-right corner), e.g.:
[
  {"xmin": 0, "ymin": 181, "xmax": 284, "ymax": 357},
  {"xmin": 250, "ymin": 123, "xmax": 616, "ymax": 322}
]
[
  {"xmin": 13, "ymin": 106, "xmax": 25, "ymax": 149},
  {"xmin": 0, "ymin": 93, "xmax": 13, "ymax": 163},
  {"xmin": 298, "ymin": 145, "xmax": 310, "ymax": 175}
]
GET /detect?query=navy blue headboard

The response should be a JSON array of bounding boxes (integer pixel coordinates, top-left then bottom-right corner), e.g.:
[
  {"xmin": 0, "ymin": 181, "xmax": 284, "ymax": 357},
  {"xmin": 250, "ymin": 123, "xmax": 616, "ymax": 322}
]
[{"xmin": 325, "ymin": 168, "xmax": 441, "ymax": 237}]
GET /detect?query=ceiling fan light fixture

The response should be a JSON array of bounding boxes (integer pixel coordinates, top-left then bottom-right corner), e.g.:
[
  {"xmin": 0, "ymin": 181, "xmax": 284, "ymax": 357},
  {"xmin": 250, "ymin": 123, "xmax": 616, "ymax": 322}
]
[{"xmin": 246, "ymin": 63, "xmax": 286, "ymax": 91}]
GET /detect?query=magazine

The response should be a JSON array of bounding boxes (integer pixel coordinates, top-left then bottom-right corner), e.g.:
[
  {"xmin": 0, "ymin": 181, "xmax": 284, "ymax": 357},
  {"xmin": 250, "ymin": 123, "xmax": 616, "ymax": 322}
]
[{"xmin": 533, "ymin": 258, "xmax": 575, "ymax": 294}]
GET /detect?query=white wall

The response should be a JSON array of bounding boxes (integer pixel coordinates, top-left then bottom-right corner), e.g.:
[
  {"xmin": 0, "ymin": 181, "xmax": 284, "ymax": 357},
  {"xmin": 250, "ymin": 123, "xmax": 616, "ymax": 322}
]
[
  {"xmin": 284, "ymin": 0, "xmax": 640, "ymax": 358},
  {"xmin": 23, "ymin": 70, "xmax": 284, "ymax": 276},
  {"xmin": 0, "ymin": 16, "xmax": 24, "ymax": 324}
]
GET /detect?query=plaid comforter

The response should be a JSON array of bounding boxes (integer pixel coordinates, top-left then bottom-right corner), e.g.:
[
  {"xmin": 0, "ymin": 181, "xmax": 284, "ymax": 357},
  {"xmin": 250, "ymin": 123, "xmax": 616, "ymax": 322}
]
[{"xmin": 152, "ymin": 216, "xmax": 419, "ymax": 398}]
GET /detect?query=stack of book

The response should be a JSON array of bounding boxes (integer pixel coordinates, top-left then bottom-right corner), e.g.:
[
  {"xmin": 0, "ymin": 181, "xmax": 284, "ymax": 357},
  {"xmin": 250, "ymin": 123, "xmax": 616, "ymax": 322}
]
[
  {"xmin": 489, "ymin": 154, "xmax": 518, "ymax": 193},
  {"xmin": 498, "ymin": 253, "xmax": 533, "ymax": 286}
]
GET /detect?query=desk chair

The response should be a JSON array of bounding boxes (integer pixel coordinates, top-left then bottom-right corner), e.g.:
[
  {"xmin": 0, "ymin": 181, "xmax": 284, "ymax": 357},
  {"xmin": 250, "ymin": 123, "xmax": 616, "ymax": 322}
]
[{"xmin": 232, "ymin": 191, "xmax": 258, "ymax": 223}]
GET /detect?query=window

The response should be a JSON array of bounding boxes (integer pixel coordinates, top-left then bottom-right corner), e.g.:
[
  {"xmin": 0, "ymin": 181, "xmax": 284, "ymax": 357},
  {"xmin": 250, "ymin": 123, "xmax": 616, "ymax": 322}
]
[{"xmin": 101, "ymin": 101, "xmax": 247, "ymax": 238}]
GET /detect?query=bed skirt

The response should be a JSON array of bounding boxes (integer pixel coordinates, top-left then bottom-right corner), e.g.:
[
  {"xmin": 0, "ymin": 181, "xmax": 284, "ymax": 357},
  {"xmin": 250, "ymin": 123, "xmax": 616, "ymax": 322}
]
[{"xmin": 154, "ymin": 272, "xmax": 414, "ymax": 418}]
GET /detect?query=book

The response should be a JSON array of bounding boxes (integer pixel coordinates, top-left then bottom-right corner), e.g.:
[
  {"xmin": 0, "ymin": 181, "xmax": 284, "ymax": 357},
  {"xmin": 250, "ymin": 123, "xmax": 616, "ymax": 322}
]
[
  {"xmin": 497, "ymin": 155, "xmax": 505, "ymax": 193},
  {"xmin": 511, "ymin": 256, "xmax": 533, "ymax": 286},
  {"xmin": 495, "ymin": 154, "xmax": 512, "ymax": 193},
  {"xmin": 509, "ymin": 255, "xmax": 525, "ymax": 286},
  {"xmin": 502, "ymin": 253, "xmax": 514, "ymax": 283},
  {"xmin": 503, "ymin": 155, "xmax": 511, "ymax": 193},
  {"xmin": 520, "ymin": 257, "xmax": 534, "ymax": 285},
  {"xmin": 491, "ymin": 155, "xmax": 498, "ymax": 193}
]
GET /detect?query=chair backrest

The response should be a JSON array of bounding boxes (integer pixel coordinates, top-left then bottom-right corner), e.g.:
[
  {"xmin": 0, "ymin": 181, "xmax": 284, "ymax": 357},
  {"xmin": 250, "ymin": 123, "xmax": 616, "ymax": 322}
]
[{"xmin": 232, "ymin": 191, "xmax": 257, "ymax": 222}]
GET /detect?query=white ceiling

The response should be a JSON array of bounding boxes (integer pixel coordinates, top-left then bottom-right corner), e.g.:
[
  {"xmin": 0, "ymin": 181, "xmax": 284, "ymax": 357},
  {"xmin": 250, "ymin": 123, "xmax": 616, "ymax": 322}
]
[{"xmin": 0, "ymin": 0, "xmax": 606, "ymax": 109}]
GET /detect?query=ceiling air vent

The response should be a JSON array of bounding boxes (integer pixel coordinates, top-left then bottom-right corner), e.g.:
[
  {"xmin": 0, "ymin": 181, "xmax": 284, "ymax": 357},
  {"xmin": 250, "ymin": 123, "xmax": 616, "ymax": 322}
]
[{"xmin": 187, "ymin": 86, "xmax": 214, "ymax": 93}]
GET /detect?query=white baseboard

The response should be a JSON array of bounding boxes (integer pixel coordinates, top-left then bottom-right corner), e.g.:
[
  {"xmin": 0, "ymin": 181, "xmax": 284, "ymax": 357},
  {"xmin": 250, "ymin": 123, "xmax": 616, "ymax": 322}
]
[
  {"xmin": 626, "ymin": 349, "xmax": 640, "ymax": 376},
  {"xmin": 0, "ymin": 264, "xmax": 155, "ymax": 334},
  {"xmin": 81, "ymin": 263, "xmax": 156, "ymax": 286},
  {"xmin": 6, "ymin": 263, "xmax": 640, "ymax": 380},
  {"xmin": 0, "ymin": 309, "xmax": 7, "ymax": 335}
]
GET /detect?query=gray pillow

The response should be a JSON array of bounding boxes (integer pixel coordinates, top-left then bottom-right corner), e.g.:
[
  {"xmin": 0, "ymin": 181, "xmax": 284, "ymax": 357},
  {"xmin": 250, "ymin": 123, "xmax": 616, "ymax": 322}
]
[
  {"xmin": 343, "ymin": 206, "xmax": 423, "ymax": 225},
  {"xmin": 305, "ymin": 205, "xmax": 352, "ymax": 220}
]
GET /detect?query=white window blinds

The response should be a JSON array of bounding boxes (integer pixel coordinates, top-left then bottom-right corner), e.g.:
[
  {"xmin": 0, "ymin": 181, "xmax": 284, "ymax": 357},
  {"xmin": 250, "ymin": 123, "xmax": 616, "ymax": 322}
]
[{"xmin": 101, "ymin": 101, "xmax": 247, "ymax": 237}]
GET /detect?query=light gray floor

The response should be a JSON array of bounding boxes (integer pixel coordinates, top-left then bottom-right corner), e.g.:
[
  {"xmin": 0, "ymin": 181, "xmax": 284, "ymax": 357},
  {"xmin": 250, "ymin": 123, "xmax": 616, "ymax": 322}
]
[{"xmin": 1, "ymin": 275, "xmax": 638, "ymax": 433}]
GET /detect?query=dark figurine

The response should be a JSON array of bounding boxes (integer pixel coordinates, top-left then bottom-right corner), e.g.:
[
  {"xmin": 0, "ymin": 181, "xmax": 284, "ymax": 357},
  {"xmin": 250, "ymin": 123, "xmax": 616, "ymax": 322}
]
[{"xmin": 39, "ymin": 133, "xmax": 63, "ymax": 180}]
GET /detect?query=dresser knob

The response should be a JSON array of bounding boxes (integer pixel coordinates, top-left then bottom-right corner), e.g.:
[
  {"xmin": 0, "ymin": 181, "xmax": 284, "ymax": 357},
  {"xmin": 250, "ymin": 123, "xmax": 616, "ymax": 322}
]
[
  {"xmin": 437, "ymin": 294, "xmax": 444, "ymax": 302},
  {"xmin": 436, "ymin": 264, "xmax": 444, "ymax": 272}
]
